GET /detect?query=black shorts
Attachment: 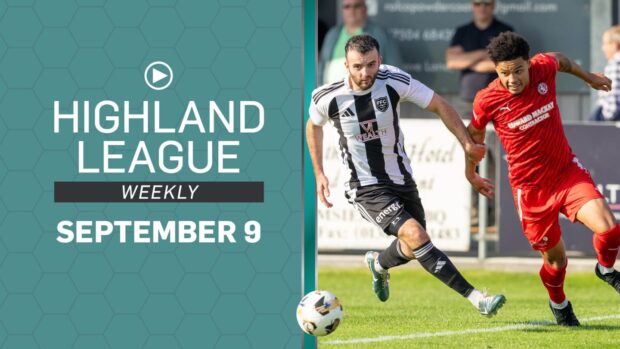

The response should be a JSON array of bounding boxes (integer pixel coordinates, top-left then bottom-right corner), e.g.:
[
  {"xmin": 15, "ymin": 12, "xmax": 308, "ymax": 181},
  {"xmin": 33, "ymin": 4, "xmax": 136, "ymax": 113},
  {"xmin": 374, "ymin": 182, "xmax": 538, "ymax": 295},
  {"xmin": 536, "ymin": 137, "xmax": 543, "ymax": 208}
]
[{"xmin": 346, "ymin": 182, "xmax": 426, "ymax": 236}]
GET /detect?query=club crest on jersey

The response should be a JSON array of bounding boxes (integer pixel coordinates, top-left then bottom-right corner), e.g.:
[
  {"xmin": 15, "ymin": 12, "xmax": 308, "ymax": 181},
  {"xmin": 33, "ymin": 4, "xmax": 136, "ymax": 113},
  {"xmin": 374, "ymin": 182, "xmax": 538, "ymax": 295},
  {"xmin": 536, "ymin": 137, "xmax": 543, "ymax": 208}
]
[
  {"xmin": 537, "ymin": 82, "xmax": 548, "ymax": 95},
  {"xmin": 374, "ymin": 96, "xmax": 389, "ymax": 112}
]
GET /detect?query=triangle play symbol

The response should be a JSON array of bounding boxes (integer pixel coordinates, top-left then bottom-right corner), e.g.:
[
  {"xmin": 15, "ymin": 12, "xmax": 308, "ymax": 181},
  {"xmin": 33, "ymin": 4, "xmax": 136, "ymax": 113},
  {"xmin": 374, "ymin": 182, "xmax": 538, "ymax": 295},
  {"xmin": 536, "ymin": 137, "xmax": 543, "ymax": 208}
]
[{"xmin": 152, "ymin": 68, "xmax": 167, "ymax": 84}]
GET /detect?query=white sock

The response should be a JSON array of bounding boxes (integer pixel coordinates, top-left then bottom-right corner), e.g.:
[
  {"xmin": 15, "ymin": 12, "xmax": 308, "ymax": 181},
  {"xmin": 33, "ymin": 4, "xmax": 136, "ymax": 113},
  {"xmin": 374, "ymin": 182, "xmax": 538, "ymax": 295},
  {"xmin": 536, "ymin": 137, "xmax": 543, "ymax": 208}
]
[
  {"xmin": 374, "ymin": 258, "xmax": 386, "ymax": 273},
  {"xmin": 598, "ymin": 263, "xmax": 615, "ymax": 275},
  {"xmin": 550, "ymin": 299, "xmax": 568, "ymax": 309},
  {"xmin": 467, "ymin": 289, "xmax": 485, "ymax": 308}
]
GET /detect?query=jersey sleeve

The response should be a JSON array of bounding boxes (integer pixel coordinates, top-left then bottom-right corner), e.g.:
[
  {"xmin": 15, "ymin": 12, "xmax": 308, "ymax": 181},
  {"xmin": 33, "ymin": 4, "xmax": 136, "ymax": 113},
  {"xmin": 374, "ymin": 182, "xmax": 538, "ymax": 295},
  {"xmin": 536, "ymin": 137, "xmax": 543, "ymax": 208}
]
[
  {"xmin": 533, "ymin": 53, "xmax": 559, "ymax": 80},
  {"xmin": 308, "ymin": 92, "xmax": 329, "ymax": 126},
  {"xmin": 390, "ymin": 68, "xmax": 434, "ymax": 108},
  {"xmin": 471, "ymin": 94, "xmax": 491, "ymax": 129},
  {"xmin": 402, "ymin": 78, "xmax": 434, "ymax": 109},
  {"xmin": 382, "ymin": 65, "xmax": 434, "ymax": 108}
]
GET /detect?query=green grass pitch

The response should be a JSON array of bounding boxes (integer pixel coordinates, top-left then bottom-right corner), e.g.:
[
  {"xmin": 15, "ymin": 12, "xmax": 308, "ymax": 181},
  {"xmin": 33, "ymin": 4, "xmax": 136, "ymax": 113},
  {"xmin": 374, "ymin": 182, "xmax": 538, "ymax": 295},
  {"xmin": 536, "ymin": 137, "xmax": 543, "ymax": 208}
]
[{"xmin": 317, "ymin": 267, "xmax": 620, "ymax": 348}]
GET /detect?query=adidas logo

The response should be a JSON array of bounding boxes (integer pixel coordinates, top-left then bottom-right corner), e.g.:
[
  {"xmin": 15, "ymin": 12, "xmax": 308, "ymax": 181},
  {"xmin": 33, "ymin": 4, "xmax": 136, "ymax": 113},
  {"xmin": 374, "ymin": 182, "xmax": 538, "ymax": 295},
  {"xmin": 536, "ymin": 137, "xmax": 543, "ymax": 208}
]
[
  {"xmin": 434, "ymin": 260, "xmax": 446, "ymax": 273},
  {"xmin": 341, "ymin": 107, "xmax": 355, "ymax": 118}
]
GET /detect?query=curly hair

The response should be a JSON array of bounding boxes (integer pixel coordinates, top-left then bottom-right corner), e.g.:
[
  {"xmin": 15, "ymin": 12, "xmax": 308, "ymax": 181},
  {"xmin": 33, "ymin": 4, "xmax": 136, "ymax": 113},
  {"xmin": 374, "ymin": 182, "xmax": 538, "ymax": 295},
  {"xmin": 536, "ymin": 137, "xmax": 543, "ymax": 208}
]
[
  {"xmin": 345, "ymin": 34, "xmax": 381, "ymax": 56},
  {"xmin": 487, "ymin": 32, "xmax": 530, "ymax": 63}
]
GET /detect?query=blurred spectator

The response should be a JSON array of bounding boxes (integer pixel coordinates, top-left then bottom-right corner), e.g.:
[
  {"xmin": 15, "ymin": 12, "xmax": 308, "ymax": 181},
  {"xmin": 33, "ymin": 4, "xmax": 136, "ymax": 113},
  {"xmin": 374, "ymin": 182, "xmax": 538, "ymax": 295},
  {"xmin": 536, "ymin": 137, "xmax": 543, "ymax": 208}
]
[
  {"xmin": 319, "ymin": 0, "xmax": 402, "ymax": 84},
  {"xmin": 446, "ymin": 0, "xmax": 513, "ymax": 116},
  {"xmin": 592, "ymin": 26, "xmax": 620, "ymax": 121}
]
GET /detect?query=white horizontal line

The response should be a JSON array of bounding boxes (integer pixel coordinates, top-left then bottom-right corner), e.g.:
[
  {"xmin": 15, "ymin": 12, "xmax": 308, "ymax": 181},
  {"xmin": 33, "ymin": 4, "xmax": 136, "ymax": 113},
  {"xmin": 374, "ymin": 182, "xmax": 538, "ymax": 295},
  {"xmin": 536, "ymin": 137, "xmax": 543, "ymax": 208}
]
[{"xmin": 323, "ymin": 313, "xmax": 620, "ymax": 345}]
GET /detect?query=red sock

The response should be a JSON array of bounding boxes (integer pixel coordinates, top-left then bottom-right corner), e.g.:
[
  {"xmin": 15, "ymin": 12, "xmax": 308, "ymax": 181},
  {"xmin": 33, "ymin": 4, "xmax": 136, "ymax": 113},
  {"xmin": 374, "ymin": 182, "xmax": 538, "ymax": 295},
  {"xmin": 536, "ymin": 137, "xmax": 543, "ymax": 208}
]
[
  {"xmin": 593, "ymin": 224, "xmax": 620, "ymax": 268},
  {"xmin": 539, "ymin": 262, "xmax": 567, "ymax": 304}
]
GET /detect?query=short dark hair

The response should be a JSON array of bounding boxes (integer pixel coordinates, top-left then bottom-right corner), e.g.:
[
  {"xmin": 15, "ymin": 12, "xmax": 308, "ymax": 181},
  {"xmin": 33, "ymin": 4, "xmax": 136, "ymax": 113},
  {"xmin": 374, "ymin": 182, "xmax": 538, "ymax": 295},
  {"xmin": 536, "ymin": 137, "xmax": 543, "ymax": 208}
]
[
  {"xmin": 345, "ymin": 34, "xmax": 380, "ymax": 56},
  {"xmin": 487, "ymin": 32, "xmax": 530, "ymax": 63}
]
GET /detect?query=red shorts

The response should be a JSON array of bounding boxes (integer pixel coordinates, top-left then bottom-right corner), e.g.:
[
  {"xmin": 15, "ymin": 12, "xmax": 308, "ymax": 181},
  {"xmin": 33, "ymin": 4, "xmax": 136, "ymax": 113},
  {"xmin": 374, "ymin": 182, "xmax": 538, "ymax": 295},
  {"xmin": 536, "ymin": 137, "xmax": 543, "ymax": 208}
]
[{"xmin": 512, "ymin": 161, "xmax": 603, "ymax": 251}]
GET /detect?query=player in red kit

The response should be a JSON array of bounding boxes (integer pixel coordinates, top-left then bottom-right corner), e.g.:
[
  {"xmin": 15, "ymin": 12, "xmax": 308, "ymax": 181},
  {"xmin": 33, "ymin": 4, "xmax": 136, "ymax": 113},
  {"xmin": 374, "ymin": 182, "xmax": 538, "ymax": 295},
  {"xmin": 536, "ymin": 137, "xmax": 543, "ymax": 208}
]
[{"xmin": 466, "ymin": 32, "xmax": 619, "ymax": 326}]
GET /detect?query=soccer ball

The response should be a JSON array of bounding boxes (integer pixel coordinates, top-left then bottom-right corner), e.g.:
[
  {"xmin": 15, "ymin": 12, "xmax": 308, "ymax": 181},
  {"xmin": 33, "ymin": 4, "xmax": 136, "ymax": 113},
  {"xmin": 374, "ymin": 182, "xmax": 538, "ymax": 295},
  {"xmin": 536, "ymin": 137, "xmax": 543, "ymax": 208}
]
[{"xmin": 296, "ymin": 290, "xmax": 343, "ymax": 336}]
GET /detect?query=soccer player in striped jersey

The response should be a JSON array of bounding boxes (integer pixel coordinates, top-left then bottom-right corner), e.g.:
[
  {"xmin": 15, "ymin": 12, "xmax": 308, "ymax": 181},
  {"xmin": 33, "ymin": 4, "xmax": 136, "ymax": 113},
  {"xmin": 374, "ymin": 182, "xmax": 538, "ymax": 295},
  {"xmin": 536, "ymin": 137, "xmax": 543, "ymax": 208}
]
[
  {"xmin": 307, "ymin": 34, "xmax": 506, "ymax": 317},
  {"xmin": 466, "ymin": 32, "xmax": 619, "ymax": 326}
]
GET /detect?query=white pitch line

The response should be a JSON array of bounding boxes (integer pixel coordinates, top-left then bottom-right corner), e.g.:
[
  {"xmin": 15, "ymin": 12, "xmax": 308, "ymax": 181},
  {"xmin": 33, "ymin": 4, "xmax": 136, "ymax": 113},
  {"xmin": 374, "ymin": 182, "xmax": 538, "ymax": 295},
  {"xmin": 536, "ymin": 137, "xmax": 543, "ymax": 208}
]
[{"xmin": 323, "ymin": 314, "xmax": 620, "ymax": 345}]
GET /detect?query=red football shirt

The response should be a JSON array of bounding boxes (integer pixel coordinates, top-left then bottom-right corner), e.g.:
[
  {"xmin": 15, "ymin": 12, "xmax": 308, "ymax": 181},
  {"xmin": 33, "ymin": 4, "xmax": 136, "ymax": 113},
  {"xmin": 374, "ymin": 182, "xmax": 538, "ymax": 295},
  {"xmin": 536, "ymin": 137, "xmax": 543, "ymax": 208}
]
[{"xmin": 471, "ymin": 53, "xmax": 573, "ymax": 188}]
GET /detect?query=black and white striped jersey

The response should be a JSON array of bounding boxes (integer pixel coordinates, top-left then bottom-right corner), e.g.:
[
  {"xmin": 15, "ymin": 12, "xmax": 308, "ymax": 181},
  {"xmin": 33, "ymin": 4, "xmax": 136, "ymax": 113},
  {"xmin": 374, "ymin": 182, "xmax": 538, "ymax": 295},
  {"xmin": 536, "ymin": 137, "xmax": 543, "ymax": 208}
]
[{"xmin": 309, "ymin": 64, "xmax": 434, "ymax": 190}]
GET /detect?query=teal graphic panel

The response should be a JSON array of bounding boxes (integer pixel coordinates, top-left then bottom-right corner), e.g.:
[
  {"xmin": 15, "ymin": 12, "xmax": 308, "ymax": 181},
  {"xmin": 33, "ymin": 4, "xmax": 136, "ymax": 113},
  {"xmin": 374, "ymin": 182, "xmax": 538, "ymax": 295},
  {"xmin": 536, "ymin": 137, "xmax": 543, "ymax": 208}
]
[{"xmin": 0, "ymin": 0, "xmax": 302, "ymax": 348}]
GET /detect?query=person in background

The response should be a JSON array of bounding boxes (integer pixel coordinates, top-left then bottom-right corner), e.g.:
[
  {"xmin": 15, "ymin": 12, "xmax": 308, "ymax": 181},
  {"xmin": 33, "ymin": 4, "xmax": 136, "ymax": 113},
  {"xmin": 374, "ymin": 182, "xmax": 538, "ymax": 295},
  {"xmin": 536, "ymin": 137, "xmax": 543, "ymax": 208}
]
[
  {"xmin": 319, "ymin": 0, "xmax": 402, "ymax": 84},
  {"xmin": 592, "ymin": 25, "xmax": 620, "ymax": 121},
  {"xmin": 446, "ymin": 0, "xmax": 513, "ymax": 116}
]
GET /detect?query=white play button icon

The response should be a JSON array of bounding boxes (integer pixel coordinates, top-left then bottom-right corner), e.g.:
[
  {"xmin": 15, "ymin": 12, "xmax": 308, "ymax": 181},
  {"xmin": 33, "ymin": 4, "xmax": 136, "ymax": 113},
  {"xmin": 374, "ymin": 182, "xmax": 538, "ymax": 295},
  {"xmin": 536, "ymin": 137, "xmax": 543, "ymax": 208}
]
[
  {"xmin": 152, "ymin": 68, "xmax": 167, "ymax": 84},
  {"xmin": 144, "ymin": 61, "xmax": 173, "ymax": 90}
]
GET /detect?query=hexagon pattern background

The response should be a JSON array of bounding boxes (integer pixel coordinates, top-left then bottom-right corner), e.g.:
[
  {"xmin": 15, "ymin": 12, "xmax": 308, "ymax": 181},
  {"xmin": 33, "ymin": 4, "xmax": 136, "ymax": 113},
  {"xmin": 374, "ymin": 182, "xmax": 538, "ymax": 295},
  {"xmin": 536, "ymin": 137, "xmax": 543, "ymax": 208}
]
[{"xmin": 0, "ymin": 0, "xmax": 302, "ymax": 348}]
